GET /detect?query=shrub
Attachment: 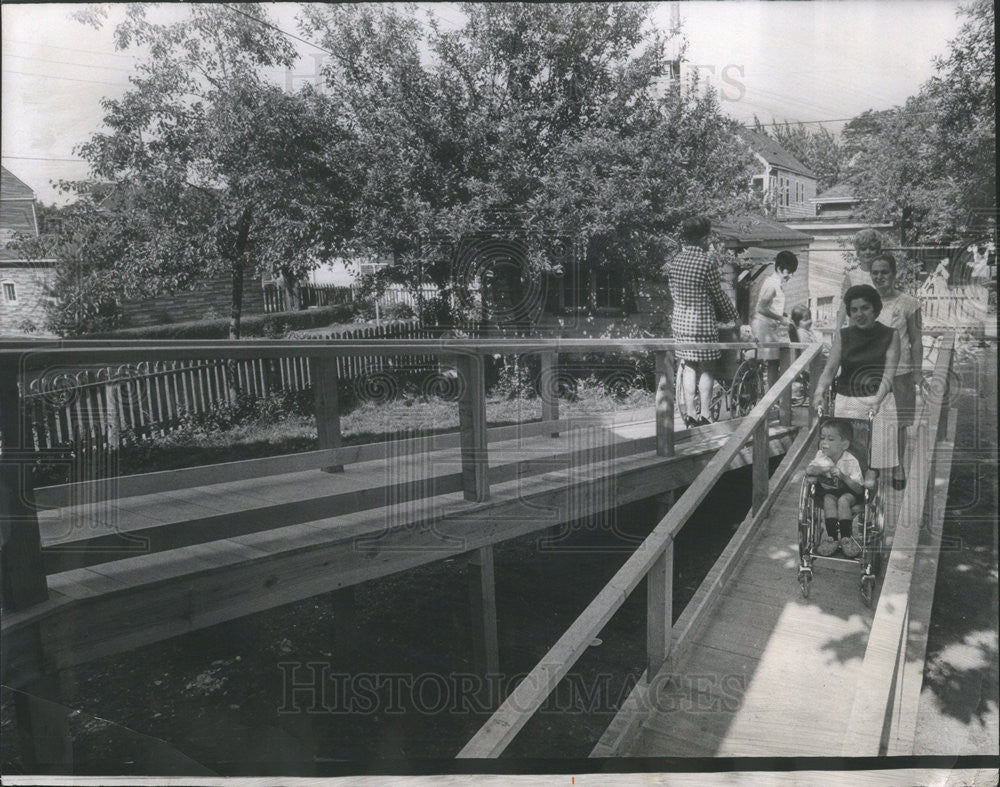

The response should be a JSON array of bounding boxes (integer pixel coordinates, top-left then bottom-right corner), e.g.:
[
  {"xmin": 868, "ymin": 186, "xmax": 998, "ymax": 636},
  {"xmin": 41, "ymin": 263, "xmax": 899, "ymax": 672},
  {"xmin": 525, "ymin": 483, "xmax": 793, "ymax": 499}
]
[{"xmin": 85, "ymin": 303, "xmax": 355, "ymax": 339}]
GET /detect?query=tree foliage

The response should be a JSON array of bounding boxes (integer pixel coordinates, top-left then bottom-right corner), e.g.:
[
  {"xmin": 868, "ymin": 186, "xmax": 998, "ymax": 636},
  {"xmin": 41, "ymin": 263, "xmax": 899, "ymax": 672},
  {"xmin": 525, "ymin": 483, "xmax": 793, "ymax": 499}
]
[
  {"xmin": 299, "ymin": 2, "xmax": 758, "ymax": 320},
  {"xmin": 844, "ymin": 0, "xmax": 995, "ymax": 245},
  {"xmin": 65, "ymin": 4, "xmax": 358, "ymax": 337}
]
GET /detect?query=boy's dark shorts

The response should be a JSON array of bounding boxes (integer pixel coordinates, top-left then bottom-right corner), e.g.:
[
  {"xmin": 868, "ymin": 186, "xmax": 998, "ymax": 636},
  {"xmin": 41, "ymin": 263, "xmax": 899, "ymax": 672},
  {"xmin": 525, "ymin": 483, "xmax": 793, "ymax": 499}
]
[{"xmin": 813, "ymin": 480, "xmax": 858, "ymax": 507}]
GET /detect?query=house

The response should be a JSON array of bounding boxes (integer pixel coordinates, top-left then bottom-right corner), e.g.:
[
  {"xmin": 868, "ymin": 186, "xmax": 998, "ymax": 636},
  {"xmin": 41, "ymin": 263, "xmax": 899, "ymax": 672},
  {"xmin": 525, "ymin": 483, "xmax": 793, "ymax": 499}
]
[
  {"xmin": 0, "ymin": 167, "xmax": 57, "ymax": 337},
  {"xmin": 741, "ymin": 131, "xmax": 818, "ymax": 219},
  {"xmin": 782, "ymin": 182, "xmax": 895, "ymax": 323}
]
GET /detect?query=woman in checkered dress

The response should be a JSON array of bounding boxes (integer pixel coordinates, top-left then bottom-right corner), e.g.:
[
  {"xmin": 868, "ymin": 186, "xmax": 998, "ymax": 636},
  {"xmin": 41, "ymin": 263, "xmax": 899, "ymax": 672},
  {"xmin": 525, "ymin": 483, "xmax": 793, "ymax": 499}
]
[{"xmin": 665, "ymin": 216, "xmax": 742, "ymax": 426}]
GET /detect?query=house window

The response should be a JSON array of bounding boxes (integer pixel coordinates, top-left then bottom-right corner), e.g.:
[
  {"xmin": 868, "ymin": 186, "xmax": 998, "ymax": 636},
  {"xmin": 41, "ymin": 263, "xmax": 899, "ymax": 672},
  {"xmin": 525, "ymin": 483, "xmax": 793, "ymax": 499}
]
[
  {"xmin": 593, "ymin": 268, "xmax": 626, "ymax": 311},
  {"xmin": 2, "ymin": 282, "xmax": 16, "ymax": 303},
  {"xmin": 562, "ymin": 266, "xmax": 589, "ymax": 311}
]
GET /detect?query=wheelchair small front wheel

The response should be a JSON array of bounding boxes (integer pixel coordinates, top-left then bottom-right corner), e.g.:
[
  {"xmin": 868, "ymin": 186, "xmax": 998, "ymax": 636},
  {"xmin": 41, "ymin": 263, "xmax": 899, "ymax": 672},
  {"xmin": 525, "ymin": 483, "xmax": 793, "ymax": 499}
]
[
  {"xmin": 861, "ymin": 575, "xmax": 876, "ymax": 608},
  {"xmin": 799, "ymin": 572, "xmax": 811, "ymax": 598}
]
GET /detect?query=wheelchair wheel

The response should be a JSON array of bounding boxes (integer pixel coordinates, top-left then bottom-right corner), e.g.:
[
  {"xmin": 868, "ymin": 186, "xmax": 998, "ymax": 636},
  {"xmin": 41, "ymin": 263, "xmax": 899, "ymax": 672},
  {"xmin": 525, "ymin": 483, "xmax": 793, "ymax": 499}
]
[
  {"xmin": 731, "ymin": 361, "xmax": 763, "ymax": 417},
  {"xmin": 709, "ymin": 380, "xmax": 724, "ymax": 422},
  {"xmin": 799, "ymin": 571, "xmax": 811, "ymax": 598}
]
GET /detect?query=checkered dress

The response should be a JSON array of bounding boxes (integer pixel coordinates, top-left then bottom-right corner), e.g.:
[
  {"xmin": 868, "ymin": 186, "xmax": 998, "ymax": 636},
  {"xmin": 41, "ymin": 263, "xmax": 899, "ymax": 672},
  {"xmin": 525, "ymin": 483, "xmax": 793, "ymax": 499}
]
[{"xmin": 666, "ymin": 245, "xmax": 740, "ymax": 361}]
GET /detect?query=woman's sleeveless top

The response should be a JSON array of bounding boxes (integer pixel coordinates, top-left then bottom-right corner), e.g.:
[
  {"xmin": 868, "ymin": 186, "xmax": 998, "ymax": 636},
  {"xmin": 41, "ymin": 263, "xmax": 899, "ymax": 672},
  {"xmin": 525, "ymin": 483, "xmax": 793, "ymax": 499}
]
[{"xmin": 836, "ymin": 322, "xmax": 895, "ymax": 397}]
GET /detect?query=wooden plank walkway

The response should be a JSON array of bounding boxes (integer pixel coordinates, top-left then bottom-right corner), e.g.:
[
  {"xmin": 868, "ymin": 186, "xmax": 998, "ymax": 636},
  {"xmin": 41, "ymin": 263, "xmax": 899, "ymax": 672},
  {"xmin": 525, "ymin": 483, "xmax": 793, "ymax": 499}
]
[
  {"xmin": 4, "ymin": 410, "xmax": 799, "ymax": 689},
  {"xmin": 621, "ymin": 465, "xmax": 903, "ymax": 757}
]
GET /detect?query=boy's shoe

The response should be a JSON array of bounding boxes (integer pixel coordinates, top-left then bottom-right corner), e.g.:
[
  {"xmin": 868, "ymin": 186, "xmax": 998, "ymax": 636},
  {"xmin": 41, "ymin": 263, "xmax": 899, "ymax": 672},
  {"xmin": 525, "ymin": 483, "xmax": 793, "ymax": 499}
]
[
  {"xmin": 816, "ymin": 535, "xmax": 838, "ymax": 557},
  {"xmin": 841, "ymin": 536, "xmax": 862, "ymax": 559}
]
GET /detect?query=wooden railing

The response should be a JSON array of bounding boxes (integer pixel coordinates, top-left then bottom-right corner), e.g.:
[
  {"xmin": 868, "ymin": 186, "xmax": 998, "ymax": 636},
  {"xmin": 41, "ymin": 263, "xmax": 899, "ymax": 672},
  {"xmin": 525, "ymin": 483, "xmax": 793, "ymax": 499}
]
[
  {"xmin": 0, "ymin": 337, "xmax": 816, "ymax": 616},
  {"xmin": 19, "ymin": 321, "xmax": 452, "ymax": 449},
  {"xmin": 841, "ymin": 333, "xmax": 956, "ymax": 756},
  {"xmin": 456, "ymin": 341, "xmax": 824, "ymax": 758}
]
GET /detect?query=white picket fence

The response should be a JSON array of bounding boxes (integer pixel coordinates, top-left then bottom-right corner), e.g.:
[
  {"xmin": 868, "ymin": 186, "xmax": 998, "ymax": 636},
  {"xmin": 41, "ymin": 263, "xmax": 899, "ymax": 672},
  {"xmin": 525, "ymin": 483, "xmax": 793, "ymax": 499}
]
[
  {"xmin": 22, "ymin": 320, "xmax": 473, "ymax": 451},
  {"xmin": 810, "ymin": 283, "xmax": 991, "ymax": 329}
]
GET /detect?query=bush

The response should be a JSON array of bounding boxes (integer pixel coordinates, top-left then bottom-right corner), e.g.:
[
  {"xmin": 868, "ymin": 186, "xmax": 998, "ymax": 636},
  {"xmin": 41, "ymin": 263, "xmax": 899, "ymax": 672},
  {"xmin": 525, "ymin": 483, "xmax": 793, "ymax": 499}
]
[{"xmin": 85, "ymin": 304, "xmax": 355, "ymax": 340}]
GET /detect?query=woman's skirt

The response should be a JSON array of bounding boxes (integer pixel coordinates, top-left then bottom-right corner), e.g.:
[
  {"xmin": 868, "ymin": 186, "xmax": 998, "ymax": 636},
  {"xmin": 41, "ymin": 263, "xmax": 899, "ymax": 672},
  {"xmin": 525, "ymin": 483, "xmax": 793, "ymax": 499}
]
[
  {"xmin": 751, "ymin": 315, "xmax": 788, "ymax": 361},
  {"xmin": 834, "ymin": 392, "xmax": 898, "ymax": 470}
]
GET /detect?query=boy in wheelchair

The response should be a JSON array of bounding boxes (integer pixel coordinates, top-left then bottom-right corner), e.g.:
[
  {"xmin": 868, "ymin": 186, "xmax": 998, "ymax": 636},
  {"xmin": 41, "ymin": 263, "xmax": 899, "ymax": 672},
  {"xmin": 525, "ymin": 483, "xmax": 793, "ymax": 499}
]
[{"xmin": 806, "ymin": 419, "xmax": 865, "ymax": 558}]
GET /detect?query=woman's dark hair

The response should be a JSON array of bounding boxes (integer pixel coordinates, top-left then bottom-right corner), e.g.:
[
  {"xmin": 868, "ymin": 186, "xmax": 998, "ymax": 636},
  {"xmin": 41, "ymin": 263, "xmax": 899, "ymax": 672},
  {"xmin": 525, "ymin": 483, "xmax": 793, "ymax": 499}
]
[
  {"xmin": 843, "ymin": 284, "xmax": 882, "ymax": 317},
  {"xmin": 870, "ymin": 252, "xmax": 897, "ymax": 275},
  {"xmin": 775, "ymin": 250, "xmax": 798, "ymax": 273},
  {"xmin": 680, "ymin": 215, "xmax": 711, "ymax": 244},
  {"xmin": 788, "ymin": 304, "xmax": 810, "ymax": 342}
]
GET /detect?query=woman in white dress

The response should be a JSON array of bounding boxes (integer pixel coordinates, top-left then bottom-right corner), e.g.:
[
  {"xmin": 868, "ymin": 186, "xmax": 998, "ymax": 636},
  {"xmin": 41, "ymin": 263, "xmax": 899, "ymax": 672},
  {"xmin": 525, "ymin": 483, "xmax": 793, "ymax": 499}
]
[{"xmin": 869, "ymin": 253, "xmax": 922, "ymax": 490}]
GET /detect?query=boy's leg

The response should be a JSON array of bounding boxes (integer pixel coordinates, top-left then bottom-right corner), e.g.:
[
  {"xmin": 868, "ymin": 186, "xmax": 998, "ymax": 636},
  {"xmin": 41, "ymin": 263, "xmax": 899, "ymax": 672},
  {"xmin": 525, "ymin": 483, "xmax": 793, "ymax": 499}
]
[
  {"xmin": 817, "ymin": 493, "xmax": 840, "ymax": 556},
  {"xmin": 838, "ymin": 493, "xmax": 861, "ymax": 558}
]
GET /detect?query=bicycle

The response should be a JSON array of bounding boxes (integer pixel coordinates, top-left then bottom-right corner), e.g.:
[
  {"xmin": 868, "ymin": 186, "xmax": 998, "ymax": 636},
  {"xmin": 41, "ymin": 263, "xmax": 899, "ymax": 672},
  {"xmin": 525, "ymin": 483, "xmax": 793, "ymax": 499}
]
[{"xmin": 676, "ymin": 345, "xmax": 766, "ymax": 424}]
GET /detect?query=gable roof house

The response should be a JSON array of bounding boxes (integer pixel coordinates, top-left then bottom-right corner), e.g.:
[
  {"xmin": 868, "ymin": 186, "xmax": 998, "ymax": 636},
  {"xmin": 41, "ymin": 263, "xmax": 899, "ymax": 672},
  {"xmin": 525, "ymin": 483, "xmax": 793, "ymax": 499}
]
[
  {"xmin": 1, "ymin": 166, "xmax": 57, "ymax": 337},
  {"xmin": 742, "ymin": 131, "xmax": 818, "ymax": 220}
]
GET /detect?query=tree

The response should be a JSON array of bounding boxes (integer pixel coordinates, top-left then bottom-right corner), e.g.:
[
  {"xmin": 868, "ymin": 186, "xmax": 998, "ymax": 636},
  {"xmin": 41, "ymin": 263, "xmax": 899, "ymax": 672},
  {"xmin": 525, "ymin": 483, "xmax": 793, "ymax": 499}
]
[
  {"xmin": 68, "ymin": 4, "xmax": 358, "ymax": 338},
  {"xmin": 299, "ymin": 2, "xmax": 757, "ymax": 324},
  {"xmin": 844, "ymin": 0, "xmax": 995, "ymax": 246}
]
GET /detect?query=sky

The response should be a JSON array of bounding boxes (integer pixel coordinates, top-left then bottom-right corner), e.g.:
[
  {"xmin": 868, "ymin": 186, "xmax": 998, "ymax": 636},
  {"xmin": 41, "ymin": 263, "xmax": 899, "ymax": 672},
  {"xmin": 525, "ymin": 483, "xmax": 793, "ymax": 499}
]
[{"xmin": 1, "ymin": 1, "xmax": 968, "ymax": 205}]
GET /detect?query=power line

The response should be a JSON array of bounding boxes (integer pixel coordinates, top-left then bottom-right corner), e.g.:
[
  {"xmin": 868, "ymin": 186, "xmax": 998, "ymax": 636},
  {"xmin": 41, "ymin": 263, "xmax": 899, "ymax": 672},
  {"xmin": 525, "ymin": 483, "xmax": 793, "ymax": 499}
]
[
  {"xmin": 2, "ymin": 155, "xmax": 86, "ymax": 163},
  {"xmin": 2, "ymin": 68, "xmax": 127, "ymax": 87},
  {"xmin": 1, "ymin": 37, "xmax": 140, "ymax": 60},
  {"xmin": 221, "ymin": 4, "xmax": 336, "ymax": 57},
  {"xmin": 3, "ymin": 52, "xmax": 135, "ymax": 73}
]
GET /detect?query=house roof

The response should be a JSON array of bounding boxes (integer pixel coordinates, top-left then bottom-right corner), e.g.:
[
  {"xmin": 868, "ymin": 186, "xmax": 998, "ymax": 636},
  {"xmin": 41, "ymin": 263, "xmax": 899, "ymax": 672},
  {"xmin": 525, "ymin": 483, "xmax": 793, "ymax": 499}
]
[
  {"xmin": 713, "ymin": 216, "xmax": 813, "ymax": 246},
  {"xmin": 741, "ymin": 130, "xmax": 816, "ymax": 179},
  {"xmin": 813, "ymin": 182, "xmax": 855, "ymax": 202},
  {"xmin": 1, "ymin": 167, "xmax": 36, "ymax": 201}
]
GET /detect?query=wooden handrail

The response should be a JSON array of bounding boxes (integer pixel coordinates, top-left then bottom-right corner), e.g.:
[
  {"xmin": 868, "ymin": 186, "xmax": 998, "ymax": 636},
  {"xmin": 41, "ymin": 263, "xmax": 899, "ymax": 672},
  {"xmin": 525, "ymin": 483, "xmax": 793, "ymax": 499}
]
[
  {"xmin": 0, "ymin": 339, "xmax": 813, "ymax": 369},
  {"xmin": 456, "ymin": 342, "xmax": 823, "ymax": 758},
  {"xmin": 840, "ymin": 333, "xmax": 955, "ymax": 756}
]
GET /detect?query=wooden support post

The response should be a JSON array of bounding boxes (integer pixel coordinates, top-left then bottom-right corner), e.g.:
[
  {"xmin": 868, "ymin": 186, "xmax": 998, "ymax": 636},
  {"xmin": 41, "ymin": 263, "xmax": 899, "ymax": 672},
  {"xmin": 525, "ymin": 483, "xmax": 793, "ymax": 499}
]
[
  {"xmin": 539, "ymin": 351, "xmax": 559, "ymax": 437},
  {"xmin": 309, "ymin": 356, "xmax": 343, "ymax": 473},
  {"xmin": 14, "ymin": 675, "xmax": 74, "ymax": 774},
  {"xmin": 455, "ymin": 353, "xmax": 489, "ymax": 502},
  {"xmin": 751, "ymin": 418, "xmax": 769, "ymax": 514},
  {"xmin": 654, "ymin": 350, "xmax": 675, "ymax": 457},
  {"xmin": 654, "ymin": 490, "xmax": 675, "ymax": 521},
  {"xmin": 807, "ymin": 349, "xmax": 826, "ymax": 427},
  {"xmin": 468, "ymin": 545, "xmax": 500, "ymax": 676},
  {"xmin": 331, "ymin": 586, "xmax": 357, "ymax": 663},
  {"xmin": 778, "ymin": 346, "xmax": 793, "ymax": 427},
  {"xmin": 646, "ymin": 538, "xmax": 674, "ymax": 679},
  {"xmin": 0, "ymin": 358, "xmax": 48, "ymax": 611}
]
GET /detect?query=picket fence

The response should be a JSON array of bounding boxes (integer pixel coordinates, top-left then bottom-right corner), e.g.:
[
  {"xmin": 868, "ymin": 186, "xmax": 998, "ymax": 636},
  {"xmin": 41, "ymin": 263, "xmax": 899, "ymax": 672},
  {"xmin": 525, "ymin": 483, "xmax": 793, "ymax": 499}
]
[{"xmin": 22, "ymin": 320, "xmax": 483, "ymax": 451}]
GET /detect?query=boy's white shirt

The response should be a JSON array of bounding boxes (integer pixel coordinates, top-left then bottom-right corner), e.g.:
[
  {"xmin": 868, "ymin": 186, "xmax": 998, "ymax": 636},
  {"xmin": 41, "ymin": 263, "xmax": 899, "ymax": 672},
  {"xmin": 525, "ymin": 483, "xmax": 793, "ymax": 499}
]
[{"xmin": 810, "ymin": 449, "xmax": 864, "ymax": 487}]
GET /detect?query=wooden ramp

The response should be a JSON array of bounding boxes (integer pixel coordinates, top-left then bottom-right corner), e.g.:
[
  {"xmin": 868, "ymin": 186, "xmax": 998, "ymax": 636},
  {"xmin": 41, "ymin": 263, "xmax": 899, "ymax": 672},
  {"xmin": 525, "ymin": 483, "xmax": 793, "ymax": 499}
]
[{"xmin": 622, "ymin": 468, "xmax": 894, "ymax": 756}]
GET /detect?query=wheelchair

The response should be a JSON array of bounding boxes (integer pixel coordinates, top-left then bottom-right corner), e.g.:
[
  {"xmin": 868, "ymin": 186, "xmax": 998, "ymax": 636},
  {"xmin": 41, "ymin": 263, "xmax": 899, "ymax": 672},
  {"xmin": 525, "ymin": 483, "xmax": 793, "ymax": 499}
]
[{"xmin": 796, "ymin": 407, "xmax": 886, "ymax": 607}]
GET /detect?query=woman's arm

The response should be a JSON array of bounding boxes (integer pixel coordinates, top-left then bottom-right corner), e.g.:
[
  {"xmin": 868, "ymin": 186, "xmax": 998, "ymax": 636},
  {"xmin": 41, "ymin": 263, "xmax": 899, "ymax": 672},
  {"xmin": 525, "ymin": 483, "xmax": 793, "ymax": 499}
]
[
  {"xmin": 873, "ymin": 332, "xmax": 900, "ymax": 410},
  {"xmin": 707, "ymin": 257, "xmax": 740, "ymax": 324},
  {"xmin": 907, "ymin": 305, "xmax": 923, "ymax": 374},
  {"xmin": 812, "ymin": 329, "xmax": 842, "ymax": 410}
]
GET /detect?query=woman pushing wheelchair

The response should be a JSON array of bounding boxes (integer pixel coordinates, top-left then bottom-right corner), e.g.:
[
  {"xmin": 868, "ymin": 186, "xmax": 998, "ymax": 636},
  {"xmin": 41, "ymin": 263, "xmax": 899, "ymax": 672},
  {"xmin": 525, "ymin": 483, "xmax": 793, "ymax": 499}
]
[{"xmin": 811, "ymin": 283, "xmax": 900, "ymax": 478}]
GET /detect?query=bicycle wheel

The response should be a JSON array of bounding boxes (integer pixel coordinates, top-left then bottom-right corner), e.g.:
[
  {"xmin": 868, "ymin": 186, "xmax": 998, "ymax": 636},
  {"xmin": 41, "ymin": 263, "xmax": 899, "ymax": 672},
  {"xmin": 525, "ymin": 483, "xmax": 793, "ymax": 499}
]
[
  {"xmin": 730, "ymin": 361, "xmax": 758, "ymax": 417},
  {"xmin": 710, "ymin": 380, "xmax": 724, "ymax": 422}
]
